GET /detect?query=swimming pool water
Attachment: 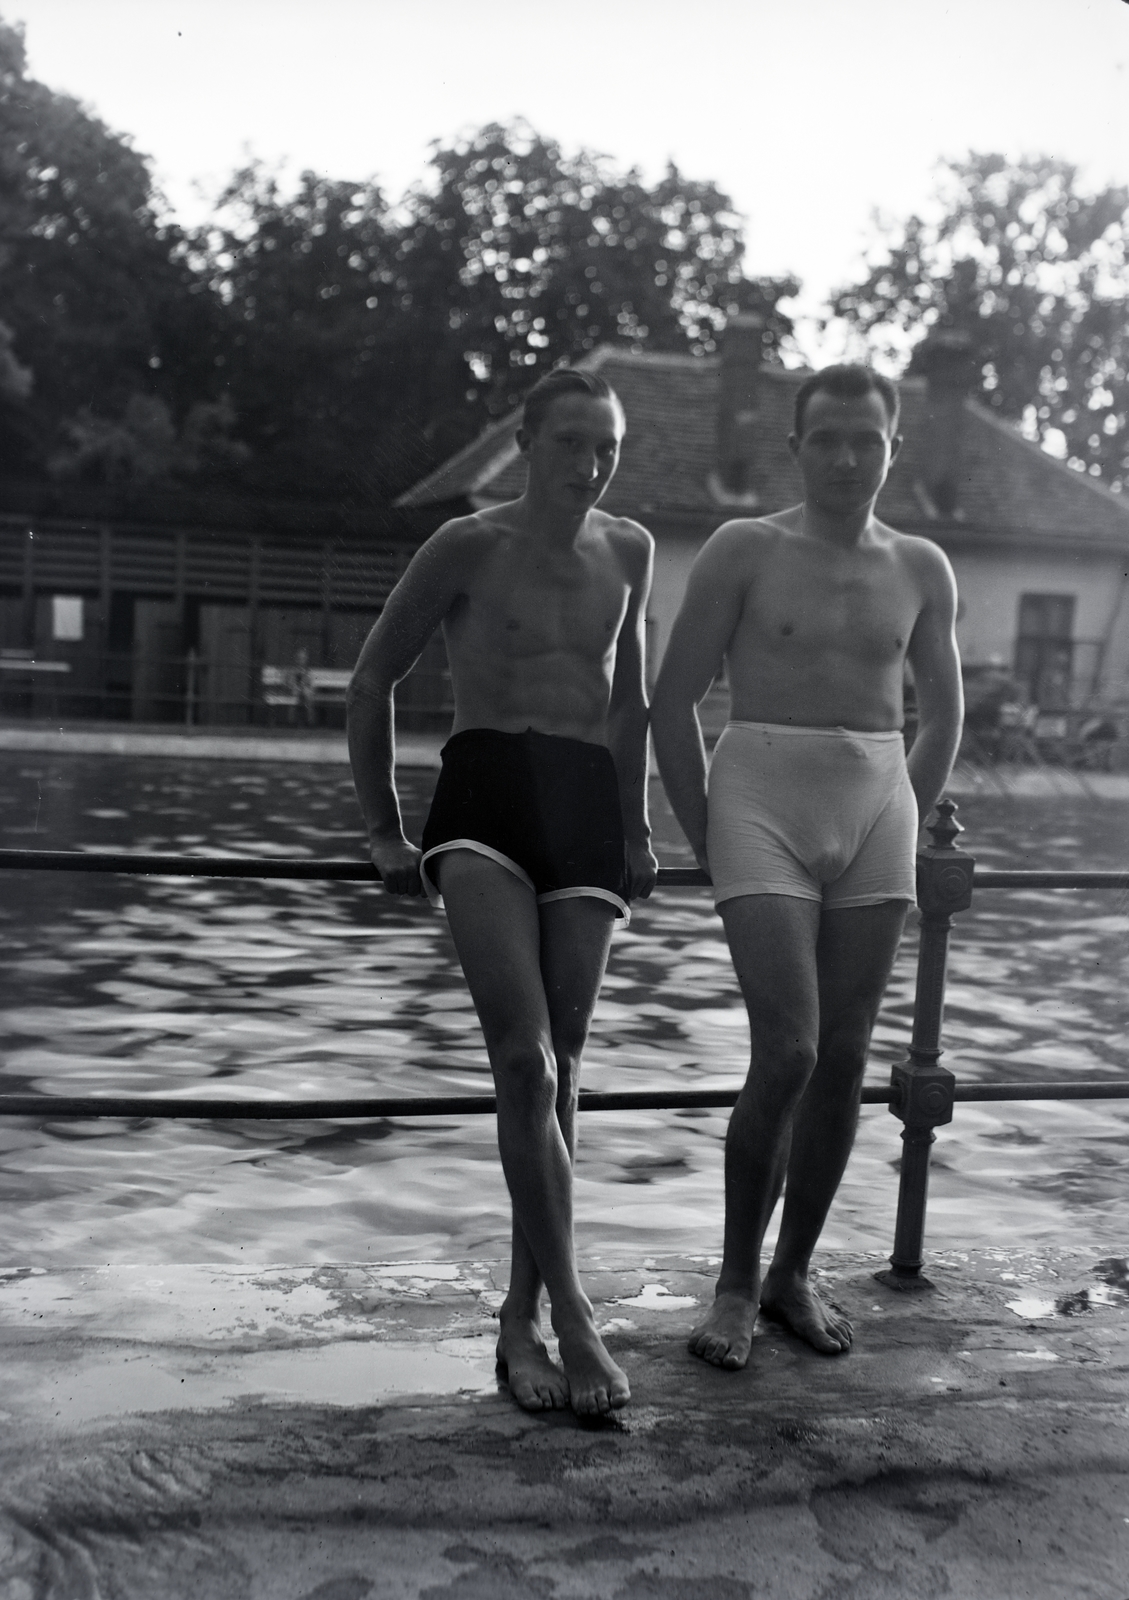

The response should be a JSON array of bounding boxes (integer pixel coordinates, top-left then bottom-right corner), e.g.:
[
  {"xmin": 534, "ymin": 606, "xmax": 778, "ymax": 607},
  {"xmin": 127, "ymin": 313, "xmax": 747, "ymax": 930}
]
[{"xmin": 1, "ymin": 756, "xmax": 1127, "ymax": 1267}]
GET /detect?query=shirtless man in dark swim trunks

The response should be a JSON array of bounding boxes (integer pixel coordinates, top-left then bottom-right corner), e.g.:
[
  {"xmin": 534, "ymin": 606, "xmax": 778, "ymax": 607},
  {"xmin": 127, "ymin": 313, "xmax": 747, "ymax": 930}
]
[
  {"xmin": 650, "ymin": 364, "xmax": 963, "ymax": 1370},
  {"xmin": 347, "ymin": 369, "xmax": 656, "ymax": 1416}
]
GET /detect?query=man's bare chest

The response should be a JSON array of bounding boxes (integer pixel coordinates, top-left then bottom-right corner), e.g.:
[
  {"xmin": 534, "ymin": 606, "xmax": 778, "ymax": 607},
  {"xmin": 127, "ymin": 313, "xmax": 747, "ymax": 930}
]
[
  {"xmin": 454, "ymin": 551, "xmax": 628, "ymax": 659},
  {"xmin": 744, "ymin": 550, "xmax": 921, "ymax": 664}
]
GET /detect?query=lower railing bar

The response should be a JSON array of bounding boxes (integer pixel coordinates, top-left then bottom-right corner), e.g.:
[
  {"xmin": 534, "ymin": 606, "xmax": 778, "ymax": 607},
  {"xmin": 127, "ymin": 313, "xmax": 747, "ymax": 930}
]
[
  {"xmin": 0, "ymin": 1090, "xmax": 739, "ymax": 1119},
  {"xmin": 974, "ymin": 869, "xmax": 1129, "ymax": 889},
  {"xmin": 0, "ymin": 1081, "xmax": 1125, "ymax": 1120},
  {"xmin": 952, "ymin": 1081, "xmax": 1129, "ymax": 1101}
]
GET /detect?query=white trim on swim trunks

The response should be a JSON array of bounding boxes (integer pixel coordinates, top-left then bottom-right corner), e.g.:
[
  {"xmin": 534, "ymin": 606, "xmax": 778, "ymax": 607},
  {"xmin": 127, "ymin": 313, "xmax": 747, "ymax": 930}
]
[
  {"xmin": 419, "ymin": 839, "xmax": 630, "ymax": 923},
  {"xmin": 726, "ymin": 720, "xmax": 905, "ymax": 744}
]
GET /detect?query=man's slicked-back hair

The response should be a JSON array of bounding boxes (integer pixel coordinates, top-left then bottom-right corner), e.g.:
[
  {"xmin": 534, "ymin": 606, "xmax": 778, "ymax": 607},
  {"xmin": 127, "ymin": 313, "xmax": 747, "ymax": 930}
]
[
  {"xmin": 521, "ymin": 367, "xmax": 624, "ymax": 437},
  {"xmin": 793, "ymin": 364, "xmax": 900, "ymax": 439}
]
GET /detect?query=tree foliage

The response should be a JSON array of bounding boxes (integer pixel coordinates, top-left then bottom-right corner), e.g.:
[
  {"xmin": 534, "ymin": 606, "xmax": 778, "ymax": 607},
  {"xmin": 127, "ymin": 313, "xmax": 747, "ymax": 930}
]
[
  {"xmin": 394, "ymin": 122, "xmax": 793, "ymax": 431},
  {"xmin": 0, "ymin": 18, "xmax": 224, "ymax": 479},
  {"xmin": 1, "ymin": 17, "xmax": 797, "ymax": 506},
  {"xmin": 205, "ymin": 123, "xmax": 796, "ymax": 499},
  {"xmin": 830, "ymin": 152, "xmax": 1129, "ymax": 492},
  {"xmin": 196, "ymin": 165, "xmax": 409, "ymax": 499}
]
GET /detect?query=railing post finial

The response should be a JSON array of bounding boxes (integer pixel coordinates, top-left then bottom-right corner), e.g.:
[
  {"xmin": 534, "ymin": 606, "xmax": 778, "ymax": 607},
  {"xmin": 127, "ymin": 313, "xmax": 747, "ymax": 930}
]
[{"xmin": 927, "ymin": 796, "xmax": 963, "ymax": 853}]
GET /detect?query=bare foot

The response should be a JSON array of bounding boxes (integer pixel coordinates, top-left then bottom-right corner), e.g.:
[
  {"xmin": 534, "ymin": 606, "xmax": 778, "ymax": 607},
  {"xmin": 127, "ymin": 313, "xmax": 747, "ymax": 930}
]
[
  {"xmin": 687, "ymin": 1289, "xmax": 757, "ymax": 1369},
  {"xmin": 555, "ymin": 1317, "xmax": 630, "ymax": 1417},
  {"xmin": 496, "ymin": 1315, "xmax": 570, "ymax": 1411},
  {"xmin": 760, "ymin": 1267, "xmax": 852, "ymax": 1354}
]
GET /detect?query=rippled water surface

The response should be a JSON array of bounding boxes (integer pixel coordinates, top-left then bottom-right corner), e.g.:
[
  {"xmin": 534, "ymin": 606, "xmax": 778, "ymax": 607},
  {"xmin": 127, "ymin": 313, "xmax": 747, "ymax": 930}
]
[{"xmin": 1, "ymin": 755, "xmax": 1127, "ymax": 1267}]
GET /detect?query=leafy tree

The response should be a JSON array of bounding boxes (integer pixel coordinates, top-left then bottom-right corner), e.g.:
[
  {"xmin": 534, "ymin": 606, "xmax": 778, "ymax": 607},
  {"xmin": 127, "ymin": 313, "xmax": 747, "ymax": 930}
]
[
  {"xmin": 205, "ymin": 123, "xmax": 798, "ymax": 499},
  {"xmin": 829, "ymin": 153, "xmax": 1129, "ymax": 492},
  {"xmin": 394, "ymin": 121, "xmax": 796, "ymax": 455},
  {"xmin": 0, "ymin": 17, "xmax": 223, "ymax": 478},
  {"xmin": 194, "ymin": 164, "xmax": 410, "ymax": 502}
]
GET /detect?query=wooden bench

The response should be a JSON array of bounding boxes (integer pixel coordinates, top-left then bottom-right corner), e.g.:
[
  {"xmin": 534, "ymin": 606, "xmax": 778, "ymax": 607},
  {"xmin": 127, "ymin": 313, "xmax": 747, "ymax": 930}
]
[
  {"xmin": 260, "ymin": 664, "xmax": 353, "ymax": 723},
  {"xmin": 305, "ymin": 668, "xmax": 353, "ymax": 705}
]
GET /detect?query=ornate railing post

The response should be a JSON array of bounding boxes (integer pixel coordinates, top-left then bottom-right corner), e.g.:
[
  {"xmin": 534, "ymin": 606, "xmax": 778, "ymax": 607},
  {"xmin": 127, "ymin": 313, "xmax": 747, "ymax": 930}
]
[{"xmin": 875, "ymin": 798, "xmax": 975, "ymax": 1291}]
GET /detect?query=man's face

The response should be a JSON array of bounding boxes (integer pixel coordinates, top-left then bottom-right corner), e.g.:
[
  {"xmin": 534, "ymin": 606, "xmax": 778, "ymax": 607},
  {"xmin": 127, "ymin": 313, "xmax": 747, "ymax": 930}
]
[
  {"xmin": 519, "ymin": 394, "xmax": 624, "ymax": 509},
  {"xmin": 789, "ymin": 389, "xmax": 901, "ymax": 515}
]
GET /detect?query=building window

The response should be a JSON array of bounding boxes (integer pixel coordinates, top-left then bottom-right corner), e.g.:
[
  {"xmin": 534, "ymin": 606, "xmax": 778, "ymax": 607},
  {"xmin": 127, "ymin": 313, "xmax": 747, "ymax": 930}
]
[
  {"xmin": 1015, "ymin": 593, "xmax": 1074, "ymax": 708},
  {"xmin": 51, "ymin": 596, "xmax": 84, "ymax": 642}
]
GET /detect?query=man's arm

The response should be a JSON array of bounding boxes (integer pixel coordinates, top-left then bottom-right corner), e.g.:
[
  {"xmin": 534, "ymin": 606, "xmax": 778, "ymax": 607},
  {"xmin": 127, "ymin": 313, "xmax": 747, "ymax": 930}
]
[
  {"xmin": 905, "ymin": 542, "xmax": 964, "ymax": 822},
  {"xmin": 650, "ymin": 523, "xmax": 750, "ymax": 871},
  {"xmin": 346, "ymin": 520, "xmax": 473, "ymax": 894},
  {"xmin": 607, "ymin": 522, "xmax": 658, "ymax": 900}
]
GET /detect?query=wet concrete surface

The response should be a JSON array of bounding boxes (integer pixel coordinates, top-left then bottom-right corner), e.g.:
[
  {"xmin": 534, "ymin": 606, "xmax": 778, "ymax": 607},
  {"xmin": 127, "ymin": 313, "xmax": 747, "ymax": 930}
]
[
  {"xmin": 2, "ymin": 1249, "xmax": 1127, "ymax": 1599},
  {"xmin": 0, "ymin": 722, "xmax": 439, "ymax": 768}
]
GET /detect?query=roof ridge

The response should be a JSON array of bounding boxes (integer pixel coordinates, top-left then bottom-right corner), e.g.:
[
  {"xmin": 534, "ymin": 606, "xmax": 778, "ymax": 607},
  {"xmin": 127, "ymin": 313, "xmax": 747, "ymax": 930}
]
[{"xmin": 966, "ymin": 398, "xmax": 1129, "ymax": 522}]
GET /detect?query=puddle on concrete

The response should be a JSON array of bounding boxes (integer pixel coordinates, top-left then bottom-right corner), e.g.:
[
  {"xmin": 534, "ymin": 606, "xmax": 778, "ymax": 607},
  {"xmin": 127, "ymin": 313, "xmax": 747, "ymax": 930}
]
[
  {"xmin": 25, "ymin": 1335, "xmax": 499, "ymax": 1426},
  {"xmin": 615, "ymin": 1283, "xmax": 699, "ymax": 1310},
  {"xmin": 1006, "ymin": 1297, "xmax": 1057, "ymax": 1320},
  {"xmin": 1007, "ymin": 1259, "xmax": 1129, "ymax": 1321}
]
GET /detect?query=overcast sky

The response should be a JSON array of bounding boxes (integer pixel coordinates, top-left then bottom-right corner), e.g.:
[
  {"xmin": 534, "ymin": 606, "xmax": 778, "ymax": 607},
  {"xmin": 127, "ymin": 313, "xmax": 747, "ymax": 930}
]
[{"xmin": 10, "ymin": 0, "xmax": 1129, "ymax": 361}]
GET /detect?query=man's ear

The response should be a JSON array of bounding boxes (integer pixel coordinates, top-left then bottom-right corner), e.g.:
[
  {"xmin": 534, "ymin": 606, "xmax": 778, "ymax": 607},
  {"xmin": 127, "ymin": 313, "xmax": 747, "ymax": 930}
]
[
  {"xmin": 889, "ymin": 432, "xmax": 904, "ymax": 462},
  {"xmin": 787, "ymin": 431, "xmax": 800, "ymax": 460},
  {"xmin": 516, "ymin": 426, "xmax": 532, "ymax": 456}
]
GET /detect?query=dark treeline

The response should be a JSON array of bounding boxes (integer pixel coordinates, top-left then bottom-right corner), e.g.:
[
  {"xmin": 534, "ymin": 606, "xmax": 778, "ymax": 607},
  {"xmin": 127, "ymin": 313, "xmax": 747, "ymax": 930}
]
[{"xmin": 1, "ymin": 17, "xmax": 1127, "ymax": 514}]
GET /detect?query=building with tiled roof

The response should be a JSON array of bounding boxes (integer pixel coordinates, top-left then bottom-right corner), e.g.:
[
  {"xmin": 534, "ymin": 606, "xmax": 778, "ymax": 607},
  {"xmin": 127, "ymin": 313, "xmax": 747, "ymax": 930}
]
[{"xmin": 398, "ymin": 321, "xmax": 1129, "ymax": 715}]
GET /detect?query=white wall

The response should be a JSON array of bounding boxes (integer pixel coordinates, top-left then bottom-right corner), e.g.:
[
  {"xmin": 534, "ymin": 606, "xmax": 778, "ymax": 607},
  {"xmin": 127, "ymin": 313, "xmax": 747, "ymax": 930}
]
[
  {"xmin": 646, "ymin": 537, "xmax": 702, "ymax": 682},
  {"xmin": 950, "ymin": 549, "xmax": 1127, "ymax": 679}
]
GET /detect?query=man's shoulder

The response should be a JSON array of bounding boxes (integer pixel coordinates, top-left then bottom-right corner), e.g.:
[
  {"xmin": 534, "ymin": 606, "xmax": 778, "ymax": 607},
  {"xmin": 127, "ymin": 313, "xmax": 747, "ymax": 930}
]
[
  {"xmin": 418, "ymin": 507, "xmax": 518, "ymax": 578},
  {"xmin": 700, "ymin": 511, "xmax": 792, "ymax": 564},
  {"xmin": 590, "ymin": 511, "xmax": 653, "ymax": 579},
  {"xmin": 878, "ymin": 521, "xmax": 956, "ymax": 582},
  {"xmin": 431, "ymin": 504, "xmax": 516, "ymax": 549}
]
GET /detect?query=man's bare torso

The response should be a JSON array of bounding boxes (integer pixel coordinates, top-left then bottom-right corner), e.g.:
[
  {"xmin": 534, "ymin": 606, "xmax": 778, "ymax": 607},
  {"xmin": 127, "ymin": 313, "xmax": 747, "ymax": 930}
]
[
  {"xmin": 722, "ymin": 507, "xmax": 933, "ymax": 733},
  {"xmin": 443, "ymin": 506, "xmax": 644, "ymax": 744}
]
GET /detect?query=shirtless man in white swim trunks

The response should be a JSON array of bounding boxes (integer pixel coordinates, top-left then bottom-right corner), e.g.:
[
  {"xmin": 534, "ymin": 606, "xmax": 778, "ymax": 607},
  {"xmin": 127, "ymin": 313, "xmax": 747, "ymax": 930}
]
[
  {"xmin": 347, "ymin": 368, "xmax": 657, "ymax": 1416},
  {"xmin": 650, "ymin": 363, "xmax": 963, "ymax": 1369}
]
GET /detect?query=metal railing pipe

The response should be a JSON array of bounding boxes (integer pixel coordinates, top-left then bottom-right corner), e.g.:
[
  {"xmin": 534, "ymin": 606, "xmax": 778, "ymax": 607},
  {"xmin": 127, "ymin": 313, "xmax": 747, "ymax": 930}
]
[{"xmin": 0, "ymin": 1081, "xmax": 1126, "ymax": 1122}]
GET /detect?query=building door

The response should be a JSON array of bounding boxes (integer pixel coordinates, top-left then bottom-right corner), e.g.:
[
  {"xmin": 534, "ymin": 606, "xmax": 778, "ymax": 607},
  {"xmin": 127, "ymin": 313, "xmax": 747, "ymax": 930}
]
[
  {"xmin": 199, "ymin": 604, "xmax": 252, "ymax": 724},
  {"xmin": 1015, "ymin": 594, "xmax": 1075, "ymax": 708},
  {"xmin": 132, "ymin": 600, "xmax": 185, "ymax": 723}
]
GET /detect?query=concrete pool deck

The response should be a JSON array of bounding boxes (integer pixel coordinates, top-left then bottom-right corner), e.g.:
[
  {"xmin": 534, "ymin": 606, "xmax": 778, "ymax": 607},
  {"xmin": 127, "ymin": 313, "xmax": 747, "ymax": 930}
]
[
  {"xmin": 0, "ymin": 719, "xmax": 440, "ymax": 768},
  {"xmin": 1, "ymin": 1249, "xmax": 1127, "ymax": 1598},
  {"xmin": 5, "ymin": 720, "xmax": 1129, "ymax": 800}
]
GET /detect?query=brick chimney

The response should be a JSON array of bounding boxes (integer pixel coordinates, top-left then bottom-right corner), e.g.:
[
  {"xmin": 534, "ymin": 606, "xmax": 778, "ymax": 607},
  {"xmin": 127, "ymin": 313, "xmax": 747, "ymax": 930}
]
[
  {"xmin": 710, "ymin": 311, "xmax": 765, "ymax": 507},
  {"xmin": 916, "ymin": 328, "xmax": 977, "ymax": 520}
]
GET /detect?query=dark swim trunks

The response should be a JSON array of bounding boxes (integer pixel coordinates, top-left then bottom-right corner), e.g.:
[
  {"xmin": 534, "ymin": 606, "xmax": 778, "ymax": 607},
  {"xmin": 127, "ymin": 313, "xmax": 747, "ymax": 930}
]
[{"xmin": 420, "ymin": 728, "xmax": 630, "ymax": 921}]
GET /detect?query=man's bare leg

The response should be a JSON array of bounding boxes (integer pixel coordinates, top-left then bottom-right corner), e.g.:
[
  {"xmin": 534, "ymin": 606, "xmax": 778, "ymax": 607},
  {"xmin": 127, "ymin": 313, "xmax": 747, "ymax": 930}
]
[
  {"xmin": 689, "ymin": 895, "xmax": 822, "ymax": 1369},
  {"xmin": 439, "ymin": 852, "xmax": 627, "ymax": 1415},
  {"xmin": 500, "ymin": 895, "xmax": 620, "ymax": 1411},
  {"xmin": 760, "ymin": 899, "xmax": 908, "ymax": 1352}
]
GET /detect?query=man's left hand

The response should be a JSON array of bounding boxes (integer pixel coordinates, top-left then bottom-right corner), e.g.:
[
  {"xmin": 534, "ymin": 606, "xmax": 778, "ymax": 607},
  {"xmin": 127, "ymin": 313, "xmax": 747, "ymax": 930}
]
[{"xmin": 626, "ymin": 839, "xmax": 659, "ymax": 901}]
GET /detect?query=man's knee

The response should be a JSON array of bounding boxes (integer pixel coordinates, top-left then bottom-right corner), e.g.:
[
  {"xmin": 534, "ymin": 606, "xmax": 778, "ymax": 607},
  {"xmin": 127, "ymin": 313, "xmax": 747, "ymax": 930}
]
[
  {"xmin": 549, "ymin": 1013, "xmax": 588, "ymax": 1075},
  {"xmin": 748, "ymin": 1018, "xmax": 818, "ymax": 1091},
  {"xmin": 493, "ymin": 1037, "xmax": 558, "ymax": 1110},
  {"xmin": 816, "ymin": 1013, "xmax": 874, "ymax": 1080}
]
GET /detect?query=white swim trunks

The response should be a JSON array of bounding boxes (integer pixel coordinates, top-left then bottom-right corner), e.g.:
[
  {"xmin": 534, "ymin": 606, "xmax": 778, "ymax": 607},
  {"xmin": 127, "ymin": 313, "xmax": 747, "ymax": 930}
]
[{"xmin": 706, "ymin": 721, "xmax": 918, "ymax": 910}]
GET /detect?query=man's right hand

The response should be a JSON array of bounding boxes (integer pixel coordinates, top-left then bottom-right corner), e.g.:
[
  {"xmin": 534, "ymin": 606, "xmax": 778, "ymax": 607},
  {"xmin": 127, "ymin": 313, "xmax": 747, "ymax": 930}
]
[{"xmin": 369, "ymin": 836, "xmax": 425, "ymax": 897}]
